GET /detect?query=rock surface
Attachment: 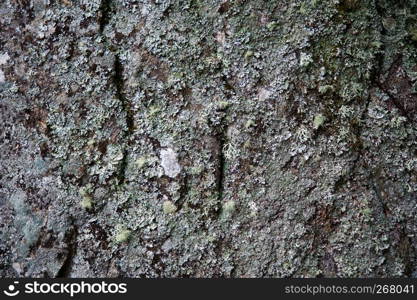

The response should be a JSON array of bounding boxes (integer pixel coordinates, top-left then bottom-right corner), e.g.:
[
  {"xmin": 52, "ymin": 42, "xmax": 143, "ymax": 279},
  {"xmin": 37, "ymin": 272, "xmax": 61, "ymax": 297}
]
[{"xmin": 0, "ymin": 0, "xmax": 417, "ymax": 277}]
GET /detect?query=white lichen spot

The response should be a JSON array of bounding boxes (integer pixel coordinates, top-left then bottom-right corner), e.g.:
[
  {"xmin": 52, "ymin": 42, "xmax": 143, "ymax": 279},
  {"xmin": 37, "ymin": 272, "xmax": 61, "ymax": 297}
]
[
  {"xmin": 12, "ymin": 262, "xmax": 23, "ymax": 274},
  {"xmin": 215, "ymin": 31, "xmax": 226, "ymax": 45},
  {"xmin": 160, "ymin": 148, "xmax": 181, "ymax": 178},
  {"xmin": 0, "ymin": 53, "xmax": 9, "ymax": 84},
  {"xmin": 368, "ymin": 105, "xmax": 386, "ymax": 120},
  {"xmin": 258, "ymin": 87, "xmax": 272, "ymax": 101},
  {"xmin": 141, "ymin": 5, "xmax": 150, "ymax": 16},
  {"xmin": 0, "ymin": 53, "xmax": 9, "ymax": 65}
]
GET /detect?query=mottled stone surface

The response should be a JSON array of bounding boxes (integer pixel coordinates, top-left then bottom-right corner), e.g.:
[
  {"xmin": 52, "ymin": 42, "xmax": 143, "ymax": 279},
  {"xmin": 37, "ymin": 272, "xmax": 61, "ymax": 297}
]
[{"xmin": 0, "ymin": 0, "xmax": 417, "ymax": 277}]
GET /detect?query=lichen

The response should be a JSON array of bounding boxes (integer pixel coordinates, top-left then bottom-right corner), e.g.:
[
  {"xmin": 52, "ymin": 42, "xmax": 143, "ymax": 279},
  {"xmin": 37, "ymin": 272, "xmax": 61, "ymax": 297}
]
[
  {"xmin": 313, "ymin": 114, "xmax": 326, "ymax": 129},
  {"xmin": 221, "ymin": 200, "xmax": 236, "ymax": 218},
  {"xmin": 80, "ymin": 196, "xmax": 93, "ymax": 210},
  {"xmin": 160, "ymin": 148, "xmax": 181, "ymax": 178},
  {"xmin": 114, "ymin": 228, "xmax": 131, "ymax": 244},
  {"xmin": 162, "ymin": 200, "xmax": 177, "ymax": 214},
  {"xmin": 1, "ymin": 0, "xmax": 416, "ymax": 278}
]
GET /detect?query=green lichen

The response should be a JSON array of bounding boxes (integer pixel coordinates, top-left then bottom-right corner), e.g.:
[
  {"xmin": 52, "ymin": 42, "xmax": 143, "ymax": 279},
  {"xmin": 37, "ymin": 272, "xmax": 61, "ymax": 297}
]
[
  {"xmin": 221, "ymin": 200, "xmax": 236, "ymax": 218},
  {"xmin": 115, "ymin": 229, "xmax": 132, "ymax": 244},
  {"xmin": 245, "ymin": 119, "xmax": 256, "ymax": 129},
  {"xmin": 313, "ymin": 114, "xmax": 326, "ymax": 129},
  {"xmin": 266, "ymin": 21, "xmax": 278, "ymax": 31},
  {"xmin": 80, "ymin": 196, "xmax": 93, "ymax": 210},
  {"xmin": 218, "ymin": 101, "xmax": 231, "ymax": 110},
  {"xmin": 136, "ymin": 156, "xmax": 148, "ymax": 169},
  {"xmin": 244, "ymin": 50, "xmax": 254, "ymax": 60},
  {"xmin": 163, "ymin": 200, "xmax": 177, "ymax": 214},
  {"xmin": 318, "ymin": 85, "xmax": 334, "ymax": 94}
]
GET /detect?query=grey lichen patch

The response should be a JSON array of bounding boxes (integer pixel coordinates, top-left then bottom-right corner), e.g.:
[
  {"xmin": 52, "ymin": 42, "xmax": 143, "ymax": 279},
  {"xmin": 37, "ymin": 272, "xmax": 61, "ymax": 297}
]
[
  {"xmin": 244, "ymin": 50, "xmax": 254, "ymax": 60},
  {"xmin": 162, "ymin": 200, "xmax": 177, "ymax": 214},
  {"xmin": 9, "ymin": 191, "xmax": 42, "ymax": 255},
  {"xmin": 160, "ymin": 148, "xmax": 181, "ymax": 178},
  {"xmin": 0, "ymin": 53, "xmax": 9, "ymax": 65},
  {"xmin": 0, "ymin": 52, "xmax": 9, "ymax": 83},
  {"xmin": 0, "ymin": 70, "xmax": 4, "ymax": 83}
]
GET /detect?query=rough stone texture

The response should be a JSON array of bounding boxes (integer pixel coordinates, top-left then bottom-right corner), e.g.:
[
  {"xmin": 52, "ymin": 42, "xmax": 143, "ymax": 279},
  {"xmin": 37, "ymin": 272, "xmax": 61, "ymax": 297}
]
[{"xmin": 0, "ymin": 0, "xmax": 417, "ymax": 277}]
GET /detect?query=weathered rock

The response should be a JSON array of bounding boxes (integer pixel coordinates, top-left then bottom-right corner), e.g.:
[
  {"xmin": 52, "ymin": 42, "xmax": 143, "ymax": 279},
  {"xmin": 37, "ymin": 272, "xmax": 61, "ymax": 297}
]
[{"xmin": 0, "ymin": 0, "xmax": 416, "ymax": 277}]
